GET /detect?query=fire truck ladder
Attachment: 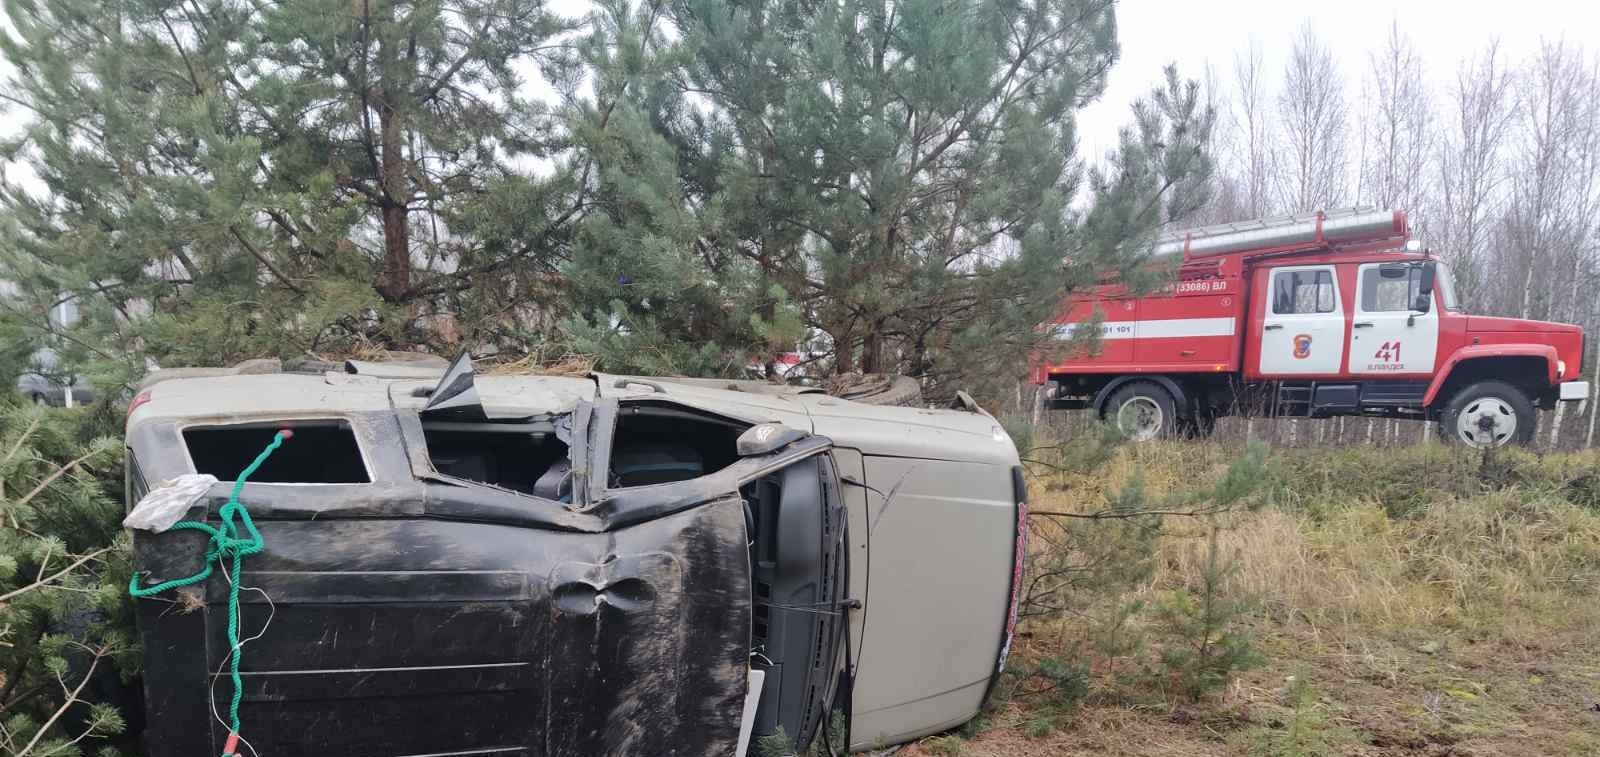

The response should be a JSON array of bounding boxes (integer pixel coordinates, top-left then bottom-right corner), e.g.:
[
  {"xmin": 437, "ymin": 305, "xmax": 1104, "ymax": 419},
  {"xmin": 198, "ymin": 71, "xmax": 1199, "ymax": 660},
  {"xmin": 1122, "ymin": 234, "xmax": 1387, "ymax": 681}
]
[{"xmin": 1154, "ymin": 207, "xmax": 1410, "ymax": 261}]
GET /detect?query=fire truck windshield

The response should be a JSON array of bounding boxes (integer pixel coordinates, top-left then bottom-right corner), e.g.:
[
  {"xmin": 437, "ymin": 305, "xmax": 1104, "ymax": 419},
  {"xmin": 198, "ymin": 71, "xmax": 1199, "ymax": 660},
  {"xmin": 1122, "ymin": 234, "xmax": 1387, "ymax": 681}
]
[{"xmin": 1436, "ymin": 262, "xmax": 1461, "ymax": 311}]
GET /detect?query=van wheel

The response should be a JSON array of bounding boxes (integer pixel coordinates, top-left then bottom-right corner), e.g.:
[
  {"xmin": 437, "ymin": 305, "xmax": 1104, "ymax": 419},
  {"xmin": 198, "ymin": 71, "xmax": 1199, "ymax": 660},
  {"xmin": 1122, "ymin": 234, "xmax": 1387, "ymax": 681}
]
[
  {"xmin": 1439, "ymin": 381, "xmax": 1535, "ymax": 449},
  {"xmin": 1105, "ymin": 382, "xmax": 1177, "ymax": 441}
]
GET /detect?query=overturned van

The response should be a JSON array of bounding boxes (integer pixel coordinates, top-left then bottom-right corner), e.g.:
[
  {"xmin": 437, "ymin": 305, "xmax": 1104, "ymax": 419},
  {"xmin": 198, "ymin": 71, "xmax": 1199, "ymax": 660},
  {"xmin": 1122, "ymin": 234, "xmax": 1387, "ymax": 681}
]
[{"xmin": 124, "ymin": 357, "xmax": 1026, "ymax": 756}]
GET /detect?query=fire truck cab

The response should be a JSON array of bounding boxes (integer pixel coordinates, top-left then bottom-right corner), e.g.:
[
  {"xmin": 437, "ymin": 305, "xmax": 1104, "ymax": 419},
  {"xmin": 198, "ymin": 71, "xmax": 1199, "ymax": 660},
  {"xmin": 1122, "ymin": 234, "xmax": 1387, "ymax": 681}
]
[{"xmin": 1034, "ymin": 207, "xmax": 1589, "ymax": 448}]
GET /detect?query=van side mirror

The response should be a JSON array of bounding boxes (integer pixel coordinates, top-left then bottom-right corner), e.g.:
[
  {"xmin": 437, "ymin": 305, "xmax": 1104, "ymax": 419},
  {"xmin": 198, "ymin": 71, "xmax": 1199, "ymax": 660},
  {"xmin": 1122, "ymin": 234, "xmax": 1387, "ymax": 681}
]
[{"xmin": 736, "ymin": 423, "xmax": 808, "ymax": 456}]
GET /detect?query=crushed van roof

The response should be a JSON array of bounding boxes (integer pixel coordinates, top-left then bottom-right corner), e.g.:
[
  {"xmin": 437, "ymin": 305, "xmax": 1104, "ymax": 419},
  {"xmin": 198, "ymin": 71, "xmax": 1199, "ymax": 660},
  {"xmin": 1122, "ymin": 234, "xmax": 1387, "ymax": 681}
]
[{"xmin": 129, "ymin": 370, "xmax": 1020, "ymax": 467}]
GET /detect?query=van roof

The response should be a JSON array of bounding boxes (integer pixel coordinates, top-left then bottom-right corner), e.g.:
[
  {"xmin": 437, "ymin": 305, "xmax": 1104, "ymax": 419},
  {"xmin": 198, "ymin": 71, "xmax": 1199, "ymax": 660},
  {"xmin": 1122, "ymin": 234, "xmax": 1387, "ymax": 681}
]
[{"xmin": 129, "ymin": 370, "xmax": 1020, "ymax": 467}]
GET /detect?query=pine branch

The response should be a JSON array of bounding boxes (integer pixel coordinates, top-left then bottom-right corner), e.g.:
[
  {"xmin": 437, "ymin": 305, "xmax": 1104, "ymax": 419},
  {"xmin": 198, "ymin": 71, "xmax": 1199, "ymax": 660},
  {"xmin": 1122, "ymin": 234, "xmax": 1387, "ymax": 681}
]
[
  {"xmin": 0, "ymin": 417, "xmax": 42, "ymax": 474},
  {"xmin": 11, "ymin": 645, "xmax": 106, "ymax": 757},
  {"xmin": 0, "ymin": 548, "xmax": 113, "ymax": 605},
  {"xmin": 228, "ymin": 225, "xmax": 306, "ymax": 293},
  {"xmin": 9, "ymin": 443, "xmax": 114, "ymax": 513}
]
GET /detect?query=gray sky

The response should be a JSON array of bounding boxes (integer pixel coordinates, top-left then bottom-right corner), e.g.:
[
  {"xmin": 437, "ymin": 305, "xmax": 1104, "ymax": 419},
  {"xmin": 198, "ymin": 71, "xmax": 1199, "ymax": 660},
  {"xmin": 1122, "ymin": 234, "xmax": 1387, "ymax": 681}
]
[
  {"xmin": 1074, "ymin": 0, "xmax": 1599, "ymax": 160},
  {"xmin": 2, "ymin": 0, "xmax": 1596, "ymax": 191}
]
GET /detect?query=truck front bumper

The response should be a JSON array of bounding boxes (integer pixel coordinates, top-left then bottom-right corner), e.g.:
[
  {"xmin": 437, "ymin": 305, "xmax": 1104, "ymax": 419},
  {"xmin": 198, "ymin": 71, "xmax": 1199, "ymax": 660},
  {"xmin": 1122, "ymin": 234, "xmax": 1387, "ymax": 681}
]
[{"xmin": 1559, "ymin": 380, "xmax": 1590, "ymax": 401}]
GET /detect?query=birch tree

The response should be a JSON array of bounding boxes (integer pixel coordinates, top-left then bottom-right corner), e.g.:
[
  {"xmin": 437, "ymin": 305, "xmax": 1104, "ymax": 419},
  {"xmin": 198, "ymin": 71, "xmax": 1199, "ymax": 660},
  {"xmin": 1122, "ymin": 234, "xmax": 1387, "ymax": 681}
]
[
  {"xmin": 1433, "ymin": 42, "xmax": 1515, "ymax": 309},
  {"xmin": 1229, "ymin": 42, "xmax": 1274, "ymax": 219},
  {"xmin": 1500, "ymin": 42, "xmax": 1600, "ymax": 322},
  {"xmin": 1275, "ymin": 24, "xmax": 1347, "ymax": 213},
  {"xmin": 1357, "ymin": 23, "xmax": 1432, "ymax": 213},
  {"xmin": 1189, "ymin": 63, "xmax": 1249, "ymax": 225}
]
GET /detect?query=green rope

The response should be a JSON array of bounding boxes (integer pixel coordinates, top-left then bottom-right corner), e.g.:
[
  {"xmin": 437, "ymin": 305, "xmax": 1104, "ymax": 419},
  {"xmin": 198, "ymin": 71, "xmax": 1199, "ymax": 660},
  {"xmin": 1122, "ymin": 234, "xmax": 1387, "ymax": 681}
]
[{"xmin": 130, "ymin": 430, "xmax": 287, "ymax": 751}]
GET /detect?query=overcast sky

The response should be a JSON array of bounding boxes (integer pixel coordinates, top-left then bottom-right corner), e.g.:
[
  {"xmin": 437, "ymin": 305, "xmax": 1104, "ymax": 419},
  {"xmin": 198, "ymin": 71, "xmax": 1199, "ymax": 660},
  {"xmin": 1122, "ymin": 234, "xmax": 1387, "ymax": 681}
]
[
  {"xmin": 2, "ymin": 0, "xmax": 1596, "ymax": 191},
  {"xmin": 1074, "ymin": 0, "xmax": 1598, "ymax": 160}
]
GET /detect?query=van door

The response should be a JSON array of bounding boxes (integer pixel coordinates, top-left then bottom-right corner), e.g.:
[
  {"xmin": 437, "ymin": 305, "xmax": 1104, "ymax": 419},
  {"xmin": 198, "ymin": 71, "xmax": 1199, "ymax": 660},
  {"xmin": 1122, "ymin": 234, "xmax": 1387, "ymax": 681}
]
[
  {"xmin": 1258, "ymin": 265, "xmax": 1344, "ymax": 375},
  {"xmin": 1349, "ymin": 262, "xmax": 1439, "ymax": 374},
  {"xmin": 588, "ymin": 399, "xmax": 850, "ymax": 754}
]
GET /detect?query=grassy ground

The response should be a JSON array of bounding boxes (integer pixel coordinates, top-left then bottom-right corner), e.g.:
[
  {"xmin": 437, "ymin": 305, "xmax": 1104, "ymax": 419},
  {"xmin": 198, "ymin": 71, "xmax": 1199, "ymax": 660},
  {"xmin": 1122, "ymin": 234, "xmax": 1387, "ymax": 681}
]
[{"xmin": 904, "ymin": 441, "xmax": 1600, "ymax": 756}]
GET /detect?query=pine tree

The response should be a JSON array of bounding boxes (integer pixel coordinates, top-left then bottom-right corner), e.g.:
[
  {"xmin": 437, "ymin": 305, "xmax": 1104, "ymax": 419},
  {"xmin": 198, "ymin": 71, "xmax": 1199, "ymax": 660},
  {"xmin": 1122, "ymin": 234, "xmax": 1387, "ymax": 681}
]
[
  {"xmin": 630, "ymin": 0, "xmax": 1214, "ymax": 399},
  {"xmin": 3, "ymin": 0, "xmax": 1217, "ymax": 399},
  {"xmin": 1154, "ymin": 520, "xmax": 1262, "ymax": 702},
  {"xmin": 0, "ymin": 402, "xmax": 135, "ymax": 757},
  {"xmin": 0, "ymin": 0, "xmax": 580, "ymax": 380},
  {"xmin": 1022, "ymin": 438, "xmax": 1269, "ymax": 705},
  {"xmin": 557, "ymin": 0, "xmax": 807, "ymax": 376}
]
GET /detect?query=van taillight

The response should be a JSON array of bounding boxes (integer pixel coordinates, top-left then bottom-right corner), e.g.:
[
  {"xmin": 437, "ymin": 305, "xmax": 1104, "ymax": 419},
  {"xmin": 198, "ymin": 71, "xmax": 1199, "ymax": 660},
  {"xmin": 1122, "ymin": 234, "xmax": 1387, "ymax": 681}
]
[
  {"xmin": 126, "ymin": 390, "xmax": 152, "ymax": 419},
  {"xmin": 998, "ymin": 465, "xmax": 1029, "ymax": 673}
]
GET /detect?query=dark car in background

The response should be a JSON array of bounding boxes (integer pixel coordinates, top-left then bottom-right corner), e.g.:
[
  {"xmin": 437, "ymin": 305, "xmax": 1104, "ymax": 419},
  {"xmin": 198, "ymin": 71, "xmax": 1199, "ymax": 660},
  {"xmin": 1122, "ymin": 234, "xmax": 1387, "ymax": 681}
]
[{"xmin": 15, "ymin": 349, "xmax": 95, "ymax": 406}]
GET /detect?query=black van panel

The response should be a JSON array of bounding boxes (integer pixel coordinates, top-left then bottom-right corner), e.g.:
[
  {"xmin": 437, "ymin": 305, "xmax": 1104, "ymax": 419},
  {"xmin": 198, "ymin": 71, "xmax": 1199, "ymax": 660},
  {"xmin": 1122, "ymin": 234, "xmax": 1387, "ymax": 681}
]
[{"xmin": 134, "ymin": 496, "xmax": 752, "ymax": 757}]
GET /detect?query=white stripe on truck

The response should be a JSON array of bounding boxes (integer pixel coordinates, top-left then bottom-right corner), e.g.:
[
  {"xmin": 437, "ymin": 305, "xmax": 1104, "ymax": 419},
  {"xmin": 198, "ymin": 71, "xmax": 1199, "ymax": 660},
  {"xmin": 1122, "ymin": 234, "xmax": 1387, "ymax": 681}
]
[{"xmin": 1053, "ymin": 317, "xmax": 1236, "ymax": 340}]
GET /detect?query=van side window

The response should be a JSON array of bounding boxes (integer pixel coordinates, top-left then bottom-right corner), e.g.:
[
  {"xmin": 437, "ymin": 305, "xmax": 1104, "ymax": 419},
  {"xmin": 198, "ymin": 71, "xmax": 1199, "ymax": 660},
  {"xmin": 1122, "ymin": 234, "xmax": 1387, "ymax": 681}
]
[
  {"xmin": 1360, "ymin": 265, "xmax": 1422, "ymax": 312},
  {"xmin": 184, "ymin": 423, "xmax": 370, "ymax": 483},
  {"xmin": 126, "ymin": 449, "xmax": 149, "ymax": 504},
  {"xmin": 1272, "ymin": 270, "xmax": 1335, "ymax": 314}
]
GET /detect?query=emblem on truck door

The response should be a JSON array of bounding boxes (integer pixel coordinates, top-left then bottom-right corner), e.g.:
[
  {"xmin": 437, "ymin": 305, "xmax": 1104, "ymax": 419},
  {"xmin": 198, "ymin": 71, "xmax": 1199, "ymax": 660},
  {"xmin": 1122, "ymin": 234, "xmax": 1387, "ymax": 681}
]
[{"xmin": 1292, "ymin": 334, "xmax": 1313, "ymax": 359}]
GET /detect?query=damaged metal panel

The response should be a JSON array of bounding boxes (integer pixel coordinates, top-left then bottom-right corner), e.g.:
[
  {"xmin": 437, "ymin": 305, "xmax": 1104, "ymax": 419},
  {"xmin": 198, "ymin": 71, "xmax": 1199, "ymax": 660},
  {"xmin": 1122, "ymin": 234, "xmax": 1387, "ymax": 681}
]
[
  {"xmin": 129, "ymin": 360, "xmax": 863, "ymax": 756},
  {"xmin": 134, "ymin": 493, "xmax": 753, "ymax": 757},
  {"xmin": 593, "ymin": 372, "xmax": 814, "ymax": 431}
]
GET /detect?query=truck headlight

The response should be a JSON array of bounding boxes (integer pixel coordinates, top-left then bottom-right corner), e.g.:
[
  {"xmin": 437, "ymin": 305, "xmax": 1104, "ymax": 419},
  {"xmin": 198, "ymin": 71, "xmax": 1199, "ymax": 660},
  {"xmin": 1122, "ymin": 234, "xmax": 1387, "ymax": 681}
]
[{"xmin": 1558, "ymin": 360, "xmax": 1567, "ymax": 378}]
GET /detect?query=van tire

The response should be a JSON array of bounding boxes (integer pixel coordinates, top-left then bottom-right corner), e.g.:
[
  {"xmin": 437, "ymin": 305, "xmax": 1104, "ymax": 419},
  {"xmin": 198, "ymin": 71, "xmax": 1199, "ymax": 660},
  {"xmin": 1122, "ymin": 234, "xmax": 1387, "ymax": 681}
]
[
  {"xmin": 826, "ymin": 373, "xmax": 923, "ymax": 407},
  {"xmin": 1105, "ymin": 381, "xmax": 1177, "ymax": 441},
  {"xmin": 1438, "ymin": 380, "xmax": 1536, "ymax": 448}
]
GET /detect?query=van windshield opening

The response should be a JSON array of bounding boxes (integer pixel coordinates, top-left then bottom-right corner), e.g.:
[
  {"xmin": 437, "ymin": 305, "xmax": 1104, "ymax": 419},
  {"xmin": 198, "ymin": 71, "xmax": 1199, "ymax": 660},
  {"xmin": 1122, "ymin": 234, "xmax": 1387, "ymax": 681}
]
[
  {"xmin": 608, "ymin": 403, "xmax": 744, "ymax": 487},
  {"xmin": 423, "ymin": 421, "xmax": 571, "ymax": 498}
]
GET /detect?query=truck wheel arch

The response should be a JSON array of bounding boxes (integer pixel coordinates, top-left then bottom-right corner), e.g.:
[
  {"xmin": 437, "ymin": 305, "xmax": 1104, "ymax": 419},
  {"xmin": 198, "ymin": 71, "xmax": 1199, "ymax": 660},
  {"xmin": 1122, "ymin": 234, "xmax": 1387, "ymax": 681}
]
[
  {"xmin": 1423, "ymin": 346, "xmax": 1558, "ymax": 408},
  {"xmin": 1091, "ymin": 375, "xmax": 1192, "ymax": 420}
]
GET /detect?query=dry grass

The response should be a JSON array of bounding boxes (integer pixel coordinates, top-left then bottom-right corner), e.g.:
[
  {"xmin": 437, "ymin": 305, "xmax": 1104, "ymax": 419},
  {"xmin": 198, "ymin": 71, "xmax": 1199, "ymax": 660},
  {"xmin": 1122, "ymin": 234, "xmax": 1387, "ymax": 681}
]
[
  {"xmin": 481, "ymin": 351, "xmax": 598, "ymax": 377},
  {"xmin": 943, "ymin": 440, "xmax": 1600, "ymax": 756}
]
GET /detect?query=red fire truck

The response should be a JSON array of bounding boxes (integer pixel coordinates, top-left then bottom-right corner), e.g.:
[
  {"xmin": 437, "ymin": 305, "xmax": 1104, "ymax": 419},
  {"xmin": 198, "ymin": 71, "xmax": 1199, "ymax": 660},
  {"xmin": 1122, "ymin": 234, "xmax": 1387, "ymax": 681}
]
[{"xmin": 1032, "ymin": 207, "xmax": 1589, "ymax": 448}]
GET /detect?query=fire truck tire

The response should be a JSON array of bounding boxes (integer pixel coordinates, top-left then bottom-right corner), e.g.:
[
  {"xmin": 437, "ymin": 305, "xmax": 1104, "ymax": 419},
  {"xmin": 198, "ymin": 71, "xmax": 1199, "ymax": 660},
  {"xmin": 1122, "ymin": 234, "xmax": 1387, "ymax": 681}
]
[
  {"xmin": 1438, "ymin": 380, "xmax": 1536, "ymax": 449},
  {"xmin": 1104, "ymin": 381, "xmax": 1178, "ymax": 441}
]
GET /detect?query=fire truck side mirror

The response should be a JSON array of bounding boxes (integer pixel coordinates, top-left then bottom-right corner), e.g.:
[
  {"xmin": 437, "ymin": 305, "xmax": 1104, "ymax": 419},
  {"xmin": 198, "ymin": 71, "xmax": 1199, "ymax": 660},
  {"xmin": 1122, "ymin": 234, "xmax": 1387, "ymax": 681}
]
[{"xmin": 1412, "ymin": 262, "xmax": 1436, "ymax": 316}]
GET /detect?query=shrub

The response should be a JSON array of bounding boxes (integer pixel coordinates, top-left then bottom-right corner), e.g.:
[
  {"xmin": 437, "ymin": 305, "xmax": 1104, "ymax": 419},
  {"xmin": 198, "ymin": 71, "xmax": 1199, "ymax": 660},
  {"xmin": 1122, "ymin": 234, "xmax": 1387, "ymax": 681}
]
[
  {"xmin": 1013, "ymin": 438, "xmax": 1271, "ymax": 710},
  {"xmin": 1153, "ymin": 522, "xmax": 1262, "ymax": 701},
  {"xmin": 1242, "ymin": 667, "xmax": 1356, "ymax": 757}
]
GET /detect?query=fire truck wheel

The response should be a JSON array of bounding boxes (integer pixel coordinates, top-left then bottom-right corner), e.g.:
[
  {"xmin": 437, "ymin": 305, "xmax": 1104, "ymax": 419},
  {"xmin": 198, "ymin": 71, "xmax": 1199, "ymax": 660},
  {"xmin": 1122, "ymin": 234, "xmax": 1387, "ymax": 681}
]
[
  {"xmin": 1105, "ymin": 382, "xmax": 1177, "ymax": 441},
  {"xmin": 1439, "ymin": 380, "xmax": 1536, "ymax": 449}
]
